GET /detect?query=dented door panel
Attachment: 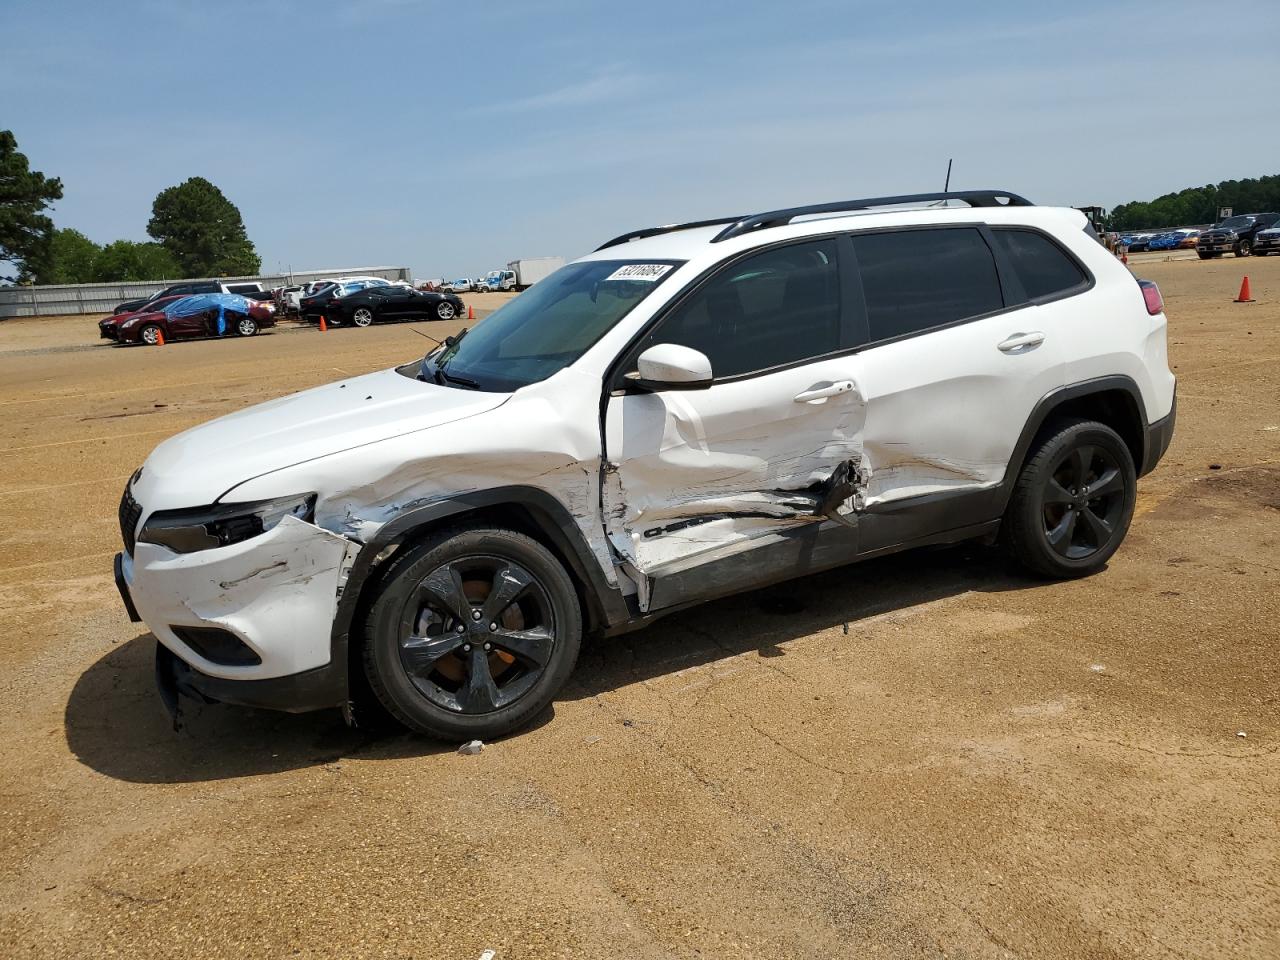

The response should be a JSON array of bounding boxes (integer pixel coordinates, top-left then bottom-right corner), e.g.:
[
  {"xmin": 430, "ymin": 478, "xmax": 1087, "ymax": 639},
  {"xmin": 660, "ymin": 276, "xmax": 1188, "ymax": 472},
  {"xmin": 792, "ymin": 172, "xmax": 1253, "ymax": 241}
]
[
  {"xmin": 852, "ymin": 311, "xmax": 1065, "ymax": 509},
  {"xmin": 603, "ymin": 358, "xmax": 867, "ymax": 587}
]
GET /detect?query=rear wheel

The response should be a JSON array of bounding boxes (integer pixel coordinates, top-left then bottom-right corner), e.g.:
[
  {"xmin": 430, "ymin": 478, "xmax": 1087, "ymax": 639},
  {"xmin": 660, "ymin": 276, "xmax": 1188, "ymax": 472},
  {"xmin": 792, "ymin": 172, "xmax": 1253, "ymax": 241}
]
[
  {"xmin": 362, "ymin": 527, "xmax": 582, "ymax": 741},
  {"xmin": 352, "ymin": 307, "xmax": 375, "ymax": 327},
  {"xmin": 1003, "ymin": 419, "xmax": 1136, "ymax": 579},
  {"xmin": 139, "ymin": 324, "xmax": 163, "ymax": 345}
]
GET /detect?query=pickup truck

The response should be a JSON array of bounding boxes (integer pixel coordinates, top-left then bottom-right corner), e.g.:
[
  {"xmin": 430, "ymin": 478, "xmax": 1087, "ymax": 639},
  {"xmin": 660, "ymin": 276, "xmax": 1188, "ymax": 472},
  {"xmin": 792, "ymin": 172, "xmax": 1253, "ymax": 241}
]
[
  {"xmin": 1196, "ymin": 212, "xmax": 1280, "ymax": 259},
  {"xmin": 112, "ymin": 280, "xmax": 266, "ymax": 315}
]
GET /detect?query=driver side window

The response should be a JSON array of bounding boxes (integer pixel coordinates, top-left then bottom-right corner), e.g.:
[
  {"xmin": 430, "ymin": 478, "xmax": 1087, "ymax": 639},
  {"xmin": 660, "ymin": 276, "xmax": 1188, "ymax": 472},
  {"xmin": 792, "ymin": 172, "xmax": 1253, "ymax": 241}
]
[{"xmin": 638, "ymin": 238, "xmax": 843, "ymax": 380}]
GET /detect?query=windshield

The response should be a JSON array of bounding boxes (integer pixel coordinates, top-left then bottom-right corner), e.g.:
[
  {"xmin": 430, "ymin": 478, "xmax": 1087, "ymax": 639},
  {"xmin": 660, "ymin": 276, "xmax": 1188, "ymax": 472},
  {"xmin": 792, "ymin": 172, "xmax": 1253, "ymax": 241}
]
[
  {"xmin": 1219, "ymin": 215, "xmax": 1256, "ymax": 229},
  {"xmin": 424, "ymin": 259, "xmax": 683, "ymax": 392}
]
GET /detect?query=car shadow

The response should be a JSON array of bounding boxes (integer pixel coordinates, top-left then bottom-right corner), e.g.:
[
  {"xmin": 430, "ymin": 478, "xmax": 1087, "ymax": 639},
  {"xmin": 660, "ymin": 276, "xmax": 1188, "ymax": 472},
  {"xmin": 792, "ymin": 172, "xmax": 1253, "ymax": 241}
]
[{"xmin": 66, "ymin": 543, "xmax": 1040, "ymax": 785}]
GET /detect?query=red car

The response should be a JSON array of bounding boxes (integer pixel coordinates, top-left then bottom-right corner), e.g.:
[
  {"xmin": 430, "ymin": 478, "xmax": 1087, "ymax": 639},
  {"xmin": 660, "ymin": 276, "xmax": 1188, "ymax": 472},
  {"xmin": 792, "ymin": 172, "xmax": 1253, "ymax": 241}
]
[{"xmin": 101, "ymin": 297, "xmax": 275, "ymax": 346}]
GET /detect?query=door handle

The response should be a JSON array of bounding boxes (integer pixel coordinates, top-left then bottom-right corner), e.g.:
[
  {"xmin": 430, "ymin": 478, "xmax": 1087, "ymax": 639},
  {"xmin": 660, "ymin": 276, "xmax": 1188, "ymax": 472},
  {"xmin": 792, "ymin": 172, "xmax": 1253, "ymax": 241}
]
[
  {"xmin": 997, "ymin": 331, "xmax": 1045, "ymax": 353},
  {"xmin": 794, "ymin": 380, "xmax": 857, "ymax": 403}
]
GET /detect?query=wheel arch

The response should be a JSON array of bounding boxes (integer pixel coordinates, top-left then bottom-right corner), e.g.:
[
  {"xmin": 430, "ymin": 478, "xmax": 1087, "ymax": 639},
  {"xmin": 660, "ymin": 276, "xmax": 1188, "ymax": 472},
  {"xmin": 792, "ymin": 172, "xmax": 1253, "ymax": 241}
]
[
  {"xmin": 330, "ymin": 486, "xmax": 629, "ymax": 702},
  {"xmin": 998, "ymin": 375, "xmax": 1150, "ymax": 511}
]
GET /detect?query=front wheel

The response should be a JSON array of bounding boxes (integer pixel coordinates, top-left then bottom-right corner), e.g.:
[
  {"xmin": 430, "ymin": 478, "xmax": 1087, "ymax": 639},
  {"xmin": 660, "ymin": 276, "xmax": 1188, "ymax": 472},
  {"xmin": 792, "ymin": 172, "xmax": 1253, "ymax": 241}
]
[
  {"xmin": 139, "ymin": 324, "xmax": 163, "ymax": 346},
  {"xmin": 1236, "ymin": 240, "xmax": 1252, "ymax": 257},
  {"xmin": 1196, "ymin": 250, "xmax": 1212, "ymax": 260},
  {"xmin": 362, "ymin": 527, "xmax": 582, "ymax": 741},
  {"xmin": 436, "ymin": 300, "xmax": 456, "ymax": 320},
  {"xmin": 235, "ymin": 316, "xmax": 259, "ymax": 337},
  {"xmin": 1002, "ymin": 418, "xmax": 1136, "ymax": 579},
  {"xmin": 352, "ymin": 307, "xmax": 375, "ymax": 327}
]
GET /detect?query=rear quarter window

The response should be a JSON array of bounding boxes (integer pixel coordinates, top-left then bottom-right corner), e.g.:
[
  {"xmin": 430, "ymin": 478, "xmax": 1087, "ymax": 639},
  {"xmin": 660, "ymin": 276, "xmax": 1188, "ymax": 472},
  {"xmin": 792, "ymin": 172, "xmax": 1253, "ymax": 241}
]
[{"xmin": 991, "ymin": 229, "xmax": 1087, "ymax": 301}]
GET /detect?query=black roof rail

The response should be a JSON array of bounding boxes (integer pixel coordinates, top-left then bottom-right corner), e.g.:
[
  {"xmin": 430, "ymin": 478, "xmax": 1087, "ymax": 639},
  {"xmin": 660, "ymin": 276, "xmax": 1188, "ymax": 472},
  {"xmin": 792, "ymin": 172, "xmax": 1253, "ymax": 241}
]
[
  {"xmin": 594, "ymin": 216, "xmax": 745, "ymax": 252},
  {"xmin": 710, "ymin": 190, "xmax": 1034, "ymax": 243}
]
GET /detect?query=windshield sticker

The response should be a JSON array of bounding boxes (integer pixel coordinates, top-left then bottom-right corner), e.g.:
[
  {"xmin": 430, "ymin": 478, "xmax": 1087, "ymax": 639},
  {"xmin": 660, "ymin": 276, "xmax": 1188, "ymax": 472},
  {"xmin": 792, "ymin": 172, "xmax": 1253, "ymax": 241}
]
[{"xmin": 603, "ymin": 263, "xmax": 674, "ymax": 283}]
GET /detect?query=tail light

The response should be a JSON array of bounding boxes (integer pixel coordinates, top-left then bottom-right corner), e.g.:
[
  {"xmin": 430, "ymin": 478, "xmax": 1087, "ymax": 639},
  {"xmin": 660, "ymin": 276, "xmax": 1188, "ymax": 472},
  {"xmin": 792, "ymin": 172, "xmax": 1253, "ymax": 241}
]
[{"xmin": 1138, "ymin": 279, "xmax": 1163, "ymax": 315}]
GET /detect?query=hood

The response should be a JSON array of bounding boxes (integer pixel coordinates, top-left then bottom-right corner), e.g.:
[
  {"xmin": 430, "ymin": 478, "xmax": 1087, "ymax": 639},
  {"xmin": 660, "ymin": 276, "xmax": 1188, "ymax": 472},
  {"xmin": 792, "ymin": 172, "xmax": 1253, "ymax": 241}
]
[{"xmin": 133, "ymin": 367, "xmax": 509, "ymax": 509}]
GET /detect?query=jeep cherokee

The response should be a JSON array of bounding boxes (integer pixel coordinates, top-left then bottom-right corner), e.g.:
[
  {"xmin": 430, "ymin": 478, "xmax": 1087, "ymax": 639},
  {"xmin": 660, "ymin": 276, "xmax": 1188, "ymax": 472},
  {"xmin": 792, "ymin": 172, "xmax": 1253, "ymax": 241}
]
[{"xmin": 114, "ymin": 190, "xmax": 1176, "ymax": 741}]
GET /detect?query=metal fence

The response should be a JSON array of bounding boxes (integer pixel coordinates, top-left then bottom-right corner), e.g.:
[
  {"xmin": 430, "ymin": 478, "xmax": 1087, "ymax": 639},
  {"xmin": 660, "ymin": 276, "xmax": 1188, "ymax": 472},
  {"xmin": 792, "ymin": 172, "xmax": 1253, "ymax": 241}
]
[{"xmin": 0, "ymin": 266, "xmax": 412, "ymax": 318}]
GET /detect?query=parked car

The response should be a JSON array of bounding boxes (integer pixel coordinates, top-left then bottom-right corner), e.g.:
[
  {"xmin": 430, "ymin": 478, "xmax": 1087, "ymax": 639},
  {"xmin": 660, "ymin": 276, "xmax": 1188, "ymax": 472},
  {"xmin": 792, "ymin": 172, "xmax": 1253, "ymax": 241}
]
[
  {"xmin": 325, "ymin": 285, "xmax": 465, "ymax": 326},
  {"xmin": 443, "ymin": 278, "xmax": 475, "ymax": 293},
  {"xmin": 1176, "ymin": 230, "xmax": 1201, "ymax": 249},
  {"xmin": 1119, "ymin": 233, "xmax": 1154, "ymax": 253},
  {"xmin": 99, "ymin": 295, "xmax": 185, "ymax": 342},
  {"xmin": 1197, "ymin": 212, "xmax": 1280, "ymax": 258},
  {"xmin": 484, "ymin": 269, "xmax": 518, "ymax": 292},
  {"xmin": 111, "ymin": 293, "xmax": 275, "ymax": 345},
  {"xmin": 115, "ymin": 189, "xmax": 1175, "ymax": 741},
  {"xmin": 113, "ymin": 281, "xmax": 265, "ymax": 315},
  {"xmin": 1252, "ymin": 223, "xmax": 1280, "ymax": 256},
  {"xmin": 298, "ymin": 278, "xmax": 390, "ymax": 321}
]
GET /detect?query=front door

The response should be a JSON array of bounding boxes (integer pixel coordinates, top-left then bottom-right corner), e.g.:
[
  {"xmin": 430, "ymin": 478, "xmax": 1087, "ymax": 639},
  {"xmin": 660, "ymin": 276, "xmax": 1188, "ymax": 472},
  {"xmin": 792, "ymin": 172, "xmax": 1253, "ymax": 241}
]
[{"xmin": 602, "ymin": 238, "xmax": 864, "ymax": 609}]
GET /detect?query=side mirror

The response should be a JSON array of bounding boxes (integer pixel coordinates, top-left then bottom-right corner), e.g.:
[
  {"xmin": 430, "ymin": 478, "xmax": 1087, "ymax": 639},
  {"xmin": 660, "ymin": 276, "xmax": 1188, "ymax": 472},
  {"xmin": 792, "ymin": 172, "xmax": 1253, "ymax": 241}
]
[{"xmin": 630, "ymin": 344, "xmax": 713, "ymax": 391}]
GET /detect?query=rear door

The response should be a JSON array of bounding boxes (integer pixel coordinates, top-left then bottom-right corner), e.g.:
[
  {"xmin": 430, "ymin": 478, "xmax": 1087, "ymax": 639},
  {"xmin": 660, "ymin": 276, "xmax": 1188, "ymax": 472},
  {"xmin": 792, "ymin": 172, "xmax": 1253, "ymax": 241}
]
[
  {"xmin": 842, "ymin": 225, "xmax": 1067, "ymax": 549},
  {"xmin": 602, "ymin": 238, "xmax": 864, "ymax": 608}
]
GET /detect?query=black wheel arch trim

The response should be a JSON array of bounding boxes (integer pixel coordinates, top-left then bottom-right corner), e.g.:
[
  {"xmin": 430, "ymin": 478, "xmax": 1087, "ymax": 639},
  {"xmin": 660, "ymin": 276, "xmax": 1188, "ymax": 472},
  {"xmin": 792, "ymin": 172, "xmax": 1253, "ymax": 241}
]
[{"xmin": 328, "ymin": 485, "xmax": 631, "ymax": 705}]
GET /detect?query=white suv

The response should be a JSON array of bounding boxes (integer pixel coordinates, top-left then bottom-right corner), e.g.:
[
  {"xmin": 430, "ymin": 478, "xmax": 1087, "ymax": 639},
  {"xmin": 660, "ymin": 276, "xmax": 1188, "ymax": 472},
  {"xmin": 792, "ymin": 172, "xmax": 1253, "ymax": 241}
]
[{"xmin": 114, "ymin": 191, "xmax": 1176, "ymax": 740}]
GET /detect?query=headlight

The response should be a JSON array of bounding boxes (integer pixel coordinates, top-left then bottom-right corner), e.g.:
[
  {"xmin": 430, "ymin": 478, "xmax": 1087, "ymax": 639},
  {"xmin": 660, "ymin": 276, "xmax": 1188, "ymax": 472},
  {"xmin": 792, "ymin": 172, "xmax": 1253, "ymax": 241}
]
[{"xmin": 139, "ymin": 494, "xmax": 316, "ymax": 553}]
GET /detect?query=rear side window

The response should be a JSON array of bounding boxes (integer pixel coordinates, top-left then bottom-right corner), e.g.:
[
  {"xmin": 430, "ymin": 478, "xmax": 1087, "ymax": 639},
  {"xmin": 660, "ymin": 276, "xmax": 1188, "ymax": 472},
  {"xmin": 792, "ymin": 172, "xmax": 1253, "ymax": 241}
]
[
  {"xmin": 851, "ymin": 228, "xmax": 1003, "ymax": 342},
  {"xmin": 646, "ymin": 238, "xmax": 842, "ymax": 379},
  {"xmin": 991, "ymin": 229, "xmax": 1086, "ymax": 300}
]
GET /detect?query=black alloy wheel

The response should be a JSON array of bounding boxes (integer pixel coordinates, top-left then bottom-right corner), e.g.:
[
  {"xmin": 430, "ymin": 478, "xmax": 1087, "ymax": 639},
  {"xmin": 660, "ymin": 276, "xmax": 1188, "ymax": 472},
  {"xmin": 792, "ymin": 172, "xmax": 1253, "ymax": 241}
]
[
  {"xmin": 1003, "ymin": 418, "xmax": 1136, "ymax": 578},
  {"xmin": 1236, "ymin": 239, "xmax": 1252, "ymax": 257},
  {"xmin": 363, "ymin": 527, "xmax": 582, "ymax": 740},
  {"xmin": 1040, "ymin": 443, "xmax": 1127, "ymax": 561}
]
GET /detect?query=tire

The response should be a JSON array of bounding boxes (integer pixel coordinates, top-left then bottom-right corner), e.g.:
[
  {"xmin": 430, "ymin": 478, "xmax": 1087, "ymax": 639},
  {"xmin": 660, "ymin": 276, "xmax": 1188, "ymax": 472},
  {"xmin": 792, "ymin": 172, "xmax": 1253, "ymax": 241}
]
[
  {"xmin": 139, "ymin": 324, "xmax": 163, "ymax": 346},
  {"xmin": 352, "ymin": 307, "xmax": 375, "ymax": 328},
  {"xmin": 1196, "ymin": 250, "xmax": 1212, "ymax": 260},
  {"xmin": 1002, "ymin": 418, "xmax": 1136, "ymax": 579},
  {"xmin": 1236, "ymin": 240, "xmax": 1251, "ymax": 257},
  {"xmin": 436, "ymin": 300, "xmax": 456, "ymax": 320},
  {"xmin": 235, "ymin": 316, "xmax": 259, "ymax": 337},
  {"xmin": 362, "ymin": 527, "xmax": 583, "ymax": 741}
]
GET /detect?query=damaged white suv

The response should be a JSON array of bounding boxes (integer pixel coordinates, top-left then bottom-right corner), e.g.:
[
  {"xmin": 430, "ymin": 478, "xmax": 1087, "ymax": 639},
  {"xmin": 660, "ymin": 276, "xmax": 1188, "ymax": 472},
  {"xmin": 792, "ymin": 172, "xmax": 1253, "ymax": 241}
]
[{"xmin": 115, "ymin": 190, "xmax": 1176, "ymax": 740}]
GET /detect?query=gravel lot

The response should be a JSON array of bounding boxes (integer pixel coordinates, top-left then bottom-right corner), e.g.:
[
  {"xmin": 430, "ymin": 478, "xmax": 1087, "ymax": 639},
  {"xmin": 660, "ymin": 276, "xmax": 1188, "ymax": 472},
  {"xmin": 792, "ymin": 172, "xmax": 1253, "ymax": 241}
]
[{"xmin": 0, "ymin": 259, "xmax": 1276, "ymax": 959}]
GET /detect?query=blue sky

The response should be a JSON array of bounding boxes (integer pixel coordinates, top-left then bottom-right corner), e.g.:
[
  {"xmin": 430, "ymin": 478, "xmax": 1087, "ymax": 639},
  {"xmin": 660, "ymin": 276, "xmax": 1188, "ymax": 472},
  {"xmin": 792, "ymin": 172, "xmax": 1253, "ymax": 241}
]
[{"xmin": 4, "ymin": 0, "xmax": 1278, "ymax": 280}]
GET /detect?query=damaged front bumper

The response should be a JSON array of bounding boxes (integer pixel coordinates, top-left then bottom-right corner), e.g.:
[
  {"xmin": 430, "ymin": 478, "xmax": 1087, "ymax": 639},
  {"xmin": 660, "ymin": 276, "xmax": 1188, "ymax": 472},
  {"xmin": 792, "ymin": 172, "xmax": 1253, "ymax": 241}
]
[{"xmin": 117, "ymin": 514, "xmax": 358, "ymax": 721}]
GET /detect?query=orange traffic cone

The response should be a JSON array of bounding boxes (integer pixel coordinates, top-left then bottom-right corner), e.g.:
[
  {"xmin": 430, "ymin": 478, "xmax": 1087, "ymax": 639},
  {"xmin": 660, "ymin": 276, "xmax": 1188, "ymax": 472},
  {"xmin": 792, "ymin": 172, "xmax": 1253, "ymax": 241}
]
[
  {"xmin": 319, "ymin": 315, "xmax": 328, "ymax": 332},
  {"xmin": 467, "ymin": 304, "xmax": 475, "ymax": 320},
  {"xmin": 1121, "ymin": 252, "xmax": 1128, "ymax": 265},
  {"xmin": 1234, "ymin": 276, "xmax": 1254, "ymax": 303},
  {"xmin": 155, "ymin": 329, "xmax": 165, "ymax": 346}
]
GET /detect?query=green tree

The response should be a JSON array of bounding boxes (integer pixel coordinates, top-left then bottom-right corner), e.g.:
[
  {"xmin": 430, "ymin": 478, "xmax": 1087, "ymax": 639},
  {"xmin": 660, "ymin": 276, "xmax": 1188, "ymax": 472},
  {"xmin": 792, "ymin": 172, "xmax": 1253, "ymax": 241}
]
[
  {"xmin": 0, "ymin": 130, "xmax": 64, "ymax": 283},
  {"xmin": 147, "ymin": 176, "xmax": 260, "ymax": 277},
  {"xmin": 34, "ymin": 227, "xmax": 102, "ymax": 284},
  {"xmin": 92, "ymin": 240, "xmax": 180, "ymax": 283},
  {"xmin": 1108, "ymin": 174, "xmax": 1280, "ymax": 231}
]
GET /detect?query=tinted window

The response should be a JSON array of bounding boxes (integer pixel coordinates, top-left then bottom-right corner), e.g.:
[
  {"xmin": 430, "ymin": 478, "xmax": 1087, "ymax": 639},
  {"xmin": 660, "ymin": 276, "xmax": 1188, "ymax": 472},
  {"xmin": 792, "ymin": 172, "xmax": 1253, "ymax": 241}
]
[
  {"xmin": 851, "ymin": 228, "xmax": 1002, "ymax": 342},
  {"xmin": 991, "ymin": 229, "xmax": 1086, "ymax": 300},
  {"xmin": 641, "ymin": 239, "xmax": 842, "ymax": 379}
]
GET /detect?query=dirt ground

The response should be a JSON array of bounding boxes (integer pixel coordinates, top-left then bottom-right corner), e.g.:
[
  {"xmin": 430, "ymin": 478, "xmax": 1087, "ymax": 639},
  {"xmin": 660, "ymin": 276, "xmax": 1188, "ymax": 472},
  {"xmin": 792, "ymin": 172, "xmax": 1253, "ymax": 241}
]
[{"xmin": 0, "ymin": 259, "xmax": 1276, "ymax": 959}]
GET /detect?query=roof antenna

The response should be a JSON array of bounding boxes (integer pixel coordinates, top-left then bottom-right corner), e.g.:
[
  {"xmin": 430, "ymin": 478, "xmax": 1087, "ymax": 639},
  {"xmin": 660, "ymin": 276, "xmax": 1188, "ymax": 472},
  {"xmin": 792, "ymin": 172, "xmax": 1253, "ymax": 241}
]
[{"xmin": 944, "ymin": 158, "xmax": 953, "ymax": 192}]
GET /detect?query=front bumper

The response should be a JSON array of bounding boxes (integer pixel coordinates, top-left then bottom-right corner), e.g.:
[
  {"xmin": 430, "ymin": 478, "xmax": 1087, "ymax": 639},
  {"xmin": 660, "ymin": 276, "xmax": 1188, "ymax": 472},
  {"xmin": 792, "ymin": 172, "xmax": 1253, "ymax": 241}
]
[
  {"xmin": 1198, "ymin": 238, "xmax": 1237, "ymax": 253},
  {"xmin": 117, "ymin": 514, "xmax": 358, "ymax": 716}
]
